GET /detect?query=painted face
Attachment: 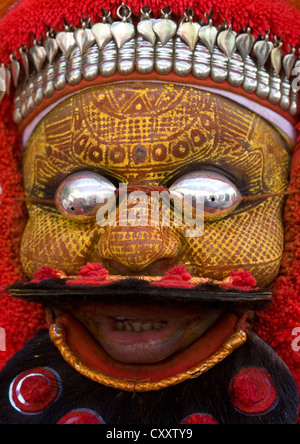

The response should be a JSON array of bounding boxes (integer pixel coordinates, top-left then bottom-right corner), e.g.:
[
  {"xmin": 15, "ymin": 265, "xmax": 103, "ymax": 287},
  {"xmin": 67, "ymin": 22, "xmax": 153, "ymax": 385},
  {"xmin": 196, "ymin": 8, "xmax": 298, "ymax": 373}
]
[{"xmin": 21, "ymin": 82, "xmax": 290, "ymax": 365}]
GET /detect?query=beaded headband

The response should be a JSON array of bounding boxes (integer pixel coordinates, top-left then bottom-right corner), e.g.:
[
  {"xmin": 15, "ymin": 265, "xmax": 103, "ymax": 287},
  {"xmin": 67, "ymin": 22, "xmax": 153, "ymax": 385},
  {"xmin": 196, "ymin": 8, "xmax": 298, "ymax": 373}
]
[{"xmin": 0, "ymin": 4, "xmax": 299, "ymax": 126}]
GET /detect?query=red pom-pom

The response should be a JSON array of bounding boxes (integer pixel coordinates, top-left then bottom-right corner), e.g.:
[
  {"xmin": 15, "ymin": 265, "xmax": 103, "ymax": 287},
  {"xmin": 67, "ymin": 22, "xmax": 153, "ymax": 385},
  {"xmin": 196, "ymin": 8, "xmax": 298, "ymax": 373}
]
[
  {"xmin": 66, "ymin": 263, "xmax": 112, "ymax": 286},
  {"xmin": 57, "ymin": 410, "xmax": 104, "ymax": 424},
  {"xmin": 20, "ymin": 375, "xmax": 52, "ymax": 404},
  {"xmin": 151, "ymin": 265, "xmax": 195, "ymax": 288},
  {"xmin": 31, "ymin": 266, "xmax": 64, "ymax": 283},
  {"xmin": 10, "ymin": 367, "xmax": 60, "ymax": 413},
  {"xmin": 222, "ymin": 269, "xmax": 257, "ymax": 291},
  {"xmin": 78, "ymin": 263, "xmax": 109, "ymax": 279},
  {"xmin": 228, "ymin": 367, "xmax": 277, "ymax": 414},
  {"xmin": 181, "ymin": 413, "xmax": 219, "ymax": 424},
  {"xmin": 162, "ymin": 265, "xmax": 193, "ymax": 281}
]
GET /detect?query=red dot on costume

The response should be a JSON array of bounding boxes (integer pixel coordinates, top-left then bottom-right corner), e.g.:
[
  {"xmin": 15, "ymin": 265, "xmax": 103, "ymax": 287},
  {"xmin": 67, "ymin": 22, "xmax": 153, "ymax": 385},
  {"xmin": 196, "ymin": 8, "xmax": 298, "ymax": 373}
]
[
  {"xmin": 57, "ymin": 410, "xmax": 105, "ymax": 424},
  {"xmin": 228, "ymin": 367, "xmax": 277, "ymax": 414},
  {"xmin": 9, "ymin": 367, "xmax": 60, "ymax": 414},
  {"xmin": 180, "ymin": 414, "xmax": 219, "ymax": 424}
]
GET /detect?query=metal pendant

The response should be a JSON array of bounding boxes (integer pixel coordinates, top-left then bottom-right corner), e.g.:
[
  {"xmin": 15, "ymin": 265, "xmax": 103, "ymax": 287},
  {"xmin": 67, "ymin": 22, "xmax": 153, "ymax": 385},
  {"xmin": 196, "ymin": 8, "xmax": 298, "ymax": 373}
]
[
  {"xmin": 10, "ymin": 54, "xmax": 20, "ymax": 88},
  {"xmin": 29, "ymin": 43, "xmax": 47, "ymax": 72},
  {"xmin": 153, "ymin": 16, "xmax": 177, "ymax": 46},
  {"xmin": 193, "ymin": 44, "xmax": 211, "ymax": 79},
  {"xmin": 19, "ymin": 47, "xmax": 30, "ymax": 79},
  {"xmin": 282, "ymin": 48, "xmax": 297, "ymax": 78},
  {"xmin": 138, "ymin": 19, "xmax": 156, "ymax": 46},
  {"xmin": 56, "ymin": 30, "xmax": 77, "ymax": 59},
  {"xmin": 111, "ymin": 4, "xmax": 135, "ymax": 49},
  {"xmin": 178, "ymin": 21, "xmax": 200, "ymax": 51},
  {"xmin": 45, "ymin": 36, "xmax": 59, "ymax": 65},
  {"xmin": 236, "ymin": 28, "xmax": 255, "ymax": 60},
  {"xmin": 0, "ymin": 66, "xmax": 6, "ymax": 104},
  {"xmin": 82, "ymin": 45, "xmax": 100, "ymax": 81},
  {"xmin": 253, "ymin": 36, "xmax": 273, "ymax": 66},
  {"xmin": 75, "ymin": 27, "xmax": 95, "ymax": 55},
  {"xmin": 5, "ymin": 66, "xmax": 11, "ymax": 95},
  {"xmin": 270, "ymin": 41, "xmax": 283, "ymax": 75},
  {"xmin": 198, "ymin": 19, "xmax": 218, "ymax": 54},
  {"xmin": 217, "ymin": 26, "xmax": 237, "ymax": 59},
  {"xmin": 92, "ymin": 23, "xmax": 113, "ymax": 50},
  {"xmin": 111, "ymin": 22, "xmax": 135, "ymax": 49},
  {"xmin": 43, "ymin": 65, "xmax": 55, "ymax": 97},
  {"xmin": 290, "ymin": 58, "xmax": 300, "ymax": 116},
  {"xmin": 54, "ymin": 53, "xmax": 67, "ymax": 90},
  {"xmin": 100, "ymin": 40, "xmax": 117, "ymax": 77}
]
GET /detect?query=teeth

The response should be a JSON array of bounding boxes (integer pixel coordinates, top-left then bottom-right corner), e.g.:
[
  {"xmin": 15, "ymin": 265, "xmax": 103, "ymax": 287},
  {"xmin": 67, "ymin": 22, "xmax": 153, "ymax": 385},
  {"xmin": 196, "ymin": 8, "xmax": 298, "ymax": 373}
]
[
  {"xmin": 116, "ymin": 321, "xmax": 126, "ymax": 331},
  {"xmin": 115, "ymin": 316, "xmax": 135, "ymax": 321},
  {"xmin": 124, "ymin": 321, "xmax": 134, "ymax": 331},
  {"xmin": 142, "ymin": 323, "xmax": 152, "ymax": 332},
  {"xmin": 114, "ymin": 319, "xmax": 166, "ymax": 332}
]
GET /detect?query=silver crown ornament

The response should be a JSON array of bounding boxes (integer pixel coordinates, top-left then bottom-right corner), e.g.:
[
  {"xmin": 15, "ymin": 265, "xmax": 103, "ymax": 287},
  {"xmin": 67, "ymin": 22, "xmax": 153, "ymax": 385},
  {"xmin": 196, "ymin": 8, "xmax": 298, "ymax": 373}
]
[{"xmin": 0, "ymin": 3, "xmax": 298, "ymax": 125}]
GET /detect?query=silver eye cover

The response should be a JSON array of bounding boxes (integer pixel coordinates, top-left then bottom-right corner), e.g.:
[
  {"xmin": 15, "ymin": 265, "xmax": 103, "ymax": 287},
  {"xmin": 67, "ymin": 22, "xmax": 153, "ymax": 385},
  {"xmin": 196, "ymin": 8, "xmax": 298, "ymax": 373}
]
[{"xmin": 55, "ymin": 171, "xmax": 116, "ymax": 221}]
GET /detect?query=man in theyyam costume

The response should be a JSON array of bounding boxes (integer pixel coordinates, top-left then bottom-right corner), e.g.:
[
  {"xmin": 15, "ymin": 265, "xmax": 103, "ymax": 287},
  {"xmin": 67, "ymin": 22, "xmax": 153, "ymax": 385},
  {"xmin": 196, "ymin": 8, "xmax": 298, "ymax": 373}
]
[{"xmin": 0, "ymin": 0, "xmax": 299, "ymax": 425}]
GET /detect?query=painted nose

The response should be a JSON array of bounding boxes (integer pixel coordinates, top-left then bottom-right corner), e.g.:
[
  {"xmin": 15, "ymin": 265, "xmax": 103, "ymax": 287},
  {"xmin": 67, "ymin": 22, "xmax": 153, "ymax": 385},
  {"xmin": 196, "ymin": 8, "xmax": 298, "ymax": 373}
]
[{"xmin": 97, "ymin": 198, "xmax": 181, "ymax": 272}]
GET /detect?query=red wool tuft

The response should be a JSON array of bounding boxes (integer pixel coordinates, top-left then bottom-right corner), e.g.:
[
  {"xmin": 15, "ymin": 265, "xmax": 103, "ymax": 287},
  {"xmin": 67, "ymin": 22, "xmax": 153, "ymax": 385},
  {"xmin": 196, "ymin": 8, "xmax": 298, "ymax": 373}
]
[
  {"xmin": 228, "ymin": 368, "xmax": 277, "ymax": 414},
  {"xmin": 0, "ymin": 97, "xmax": 46, "ymax": 370},
  {"xmin": 162, "ymin": 265, "xmax": 193, "ymax": 282},
  {"xmin": 78, "ymin": 262, "xmax": 109, "ymax": 278},
  {"xmin": 10, "ymin": 367, "xmax": 60, "ymax": 412},
  {"xmin": 181, "ymin": 413, "xmax": 219, "ymax": 424},
  {"xmin": 151, "ymin": 265, "xmax": 195, "ymax": 288},
  {"xmin": 57, "ymin": 410, "xmax": 103, "ymax": 424},
  {"xmin": 222, "ymin": 269, "xmax": 257, "ymax": 291},
  {"xmin": 31, "ymin": 265, "xmax": 64, "ymax": 283},
  {"xmin": 66, "ymin": 263, "xmax": 112, "ymax": 286},
  {"xmin": 20, "ymin": 375, "xmax": 52, "ymax": 404}
]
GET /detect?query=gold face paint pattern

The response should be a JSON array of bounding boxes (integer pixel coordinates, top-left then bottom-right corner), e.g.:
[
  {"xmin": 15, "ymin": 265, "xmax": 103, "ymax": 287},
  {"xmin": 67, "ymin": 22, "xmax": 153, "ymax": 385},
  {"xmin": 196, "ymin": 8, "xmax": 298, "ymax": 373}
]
[{"xmin": 21, "ymin": 82, "xmax": 290, "ymax": 287}]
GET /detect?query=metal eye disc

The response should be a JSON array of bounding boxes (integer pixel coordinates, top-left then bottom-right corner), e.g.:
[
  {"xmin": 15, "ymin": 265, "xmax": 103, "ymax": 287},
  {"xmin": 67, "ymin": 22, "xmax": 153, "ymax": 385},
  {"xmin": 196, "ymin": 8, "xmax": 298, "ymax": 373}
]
[
  {"xmin": 169, "ymin": 170, "xmax": 242, "ymax": 221},
  {"xmin": 55, "ymin": 171, "xmax": 116, "ymax": 220}
]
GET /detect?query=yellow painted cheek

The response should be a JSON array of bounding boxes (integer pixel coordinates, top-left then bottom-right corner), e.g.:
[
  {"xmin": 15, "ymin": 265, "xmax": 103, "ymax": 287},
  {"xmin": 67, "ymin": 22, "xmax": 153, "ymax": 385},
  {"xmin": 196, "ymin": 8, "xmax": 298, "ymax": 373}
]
[
  {"xmin": 179, "ymin": 199, "xmax": 284, "ymax": 287},
  {"xmin": 20, "ymin": 209, "xmax": 101, "ymax": 277}
]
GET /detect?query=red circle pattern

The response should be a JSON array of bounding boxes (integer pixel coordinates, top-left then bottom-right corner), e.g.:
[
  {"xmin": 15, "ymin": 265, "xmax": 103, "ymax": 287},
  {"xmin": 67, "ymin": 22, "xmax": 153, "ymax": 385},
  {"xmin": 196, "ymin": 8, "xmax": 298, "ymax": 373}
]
[
  {"xmin": 180, "ymin": 414, "xmax": 219, "ymax": 424},
  {"xmin": 57, "ymin": 410, "xmax": 104, "ymax": 424},
  {"xmin": 10, "ymin": 367, "xmax": 60, "ymax": 414},
  {"xmin": 228, "ymin": 367, "xmax": 277, "ymax": 414}
]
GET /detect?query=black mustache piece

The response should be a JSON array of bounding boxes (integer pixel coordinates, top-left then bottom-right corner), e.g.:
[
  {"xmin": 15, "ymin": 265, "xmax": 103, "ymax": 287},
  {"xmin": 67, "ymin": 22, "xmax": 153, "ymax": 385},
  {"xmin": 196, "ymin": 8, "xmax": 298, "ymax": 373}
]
[{"xmin": 8, "ymin": 278, "xmax": 272, "ymax": 310}]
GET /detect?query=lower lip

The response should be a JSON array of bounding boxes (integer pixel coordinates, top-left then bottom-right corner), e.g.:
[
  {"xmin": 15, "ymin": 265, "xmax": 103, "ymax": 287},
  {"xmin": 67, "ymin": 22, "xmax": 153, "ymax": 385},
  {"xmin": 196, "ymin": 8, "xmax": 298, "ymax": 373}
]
[{"xmin": 92, "ymin": 317, "xmax": 187, "ymax": 364}]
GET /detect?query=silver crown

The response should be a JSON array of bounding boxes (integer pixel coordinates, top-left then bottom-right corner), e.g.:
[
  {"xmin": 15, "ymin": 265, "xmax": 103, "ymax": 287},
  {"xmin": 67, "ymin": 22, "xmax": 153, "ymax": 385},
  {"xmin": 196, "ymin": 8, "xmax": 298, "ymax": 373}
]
[{"xmin": 0, "ymin": 4, "xmax": 299, "ymax": 125}]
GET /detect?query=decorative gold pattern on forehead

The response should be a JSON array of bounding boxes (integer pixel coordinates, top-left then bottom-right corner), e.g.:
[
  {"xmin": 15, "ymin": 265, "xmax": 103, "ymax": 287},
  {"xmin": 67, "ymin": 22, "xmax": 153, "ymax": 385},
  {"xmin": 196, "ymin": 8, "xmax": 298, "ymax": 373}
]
[
  {"xmin": 49, "ymin": 321, "xmax": 247, "ymax": 392},
  {"xmin": 0, "ymin": 5, "xmax": 299, "ymax": 123}
]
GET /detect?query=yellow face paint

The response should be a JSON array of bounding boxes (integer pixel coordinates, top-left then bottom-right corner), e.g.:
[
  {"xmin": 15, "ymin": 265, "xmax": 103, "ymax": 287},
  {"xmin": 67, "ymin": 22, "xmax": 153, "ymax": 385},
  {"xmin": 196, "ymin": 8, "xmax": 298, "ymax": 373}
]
[{"xmin": 21, "ymin": 82, "xmax": 290, "ymax": 287}]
